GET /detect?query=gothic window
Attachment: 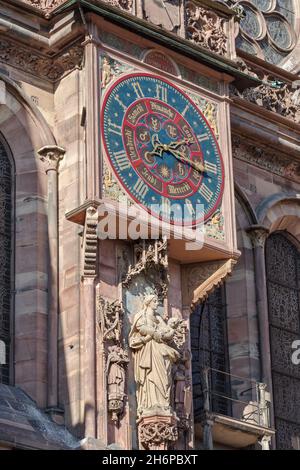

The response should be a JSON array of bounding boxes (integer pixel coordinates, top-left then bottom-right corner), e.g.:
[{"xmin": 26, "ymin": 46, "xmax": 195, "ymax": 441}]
[
  {"xmin": 191, "ymin": 287, "xmax": 231, "ymax": 420},
  {"xmin": 0, "ymin": 138, "xmax": 12, "ymax": 385},
  {"xmin": 234, "ymin": 0, "xmax": 297, "ymax": 65},
  {"xmin": 266, "ymin": 232, "xmax": 300, "ymax": 449}
]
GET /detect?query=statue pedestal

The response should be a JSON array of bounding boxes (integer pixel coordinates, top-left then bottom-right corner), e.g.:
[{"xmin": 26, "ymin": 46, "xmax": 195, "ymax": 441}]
[{"xmin": 138, "ymin": 415, "xmax": 178, "ymax": 450}]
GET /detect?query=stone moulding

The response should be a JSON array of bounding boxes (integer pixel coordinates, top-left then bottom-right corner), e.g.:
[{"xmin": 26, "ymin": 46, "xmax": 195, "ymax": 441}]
[
  {"xmin": 0, "ymin": 38, "xmax": 84, "ymax": 82},
  {"xmin": 232, "ymin": 134, "xmax": 300, "ymax": 182},
  {"xmin": 182, "ymin": 258, "xmax": 237, "ymax": 308},
  {"xmin": 18, "ymin": 0, "xmax": 132, "ymax": 15},
  {"xmin": 82, "ymin": 206, "xmax": 98, "ymax": 278},
  {"xmin": 232, "ymin": 57, "xmax": 300, "ymax": 124},
  {"xmin": 18, "ymin": 1, "xmax": 67, "ymax": 15}
]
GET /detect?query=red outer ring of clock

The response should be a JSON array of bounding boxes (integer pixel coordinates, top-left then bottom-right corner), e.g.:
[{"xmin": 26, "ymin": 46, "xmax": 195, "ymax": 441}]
[{"xmin": 101, "ymin": 72, "xmax": 225, "ymax": 226}]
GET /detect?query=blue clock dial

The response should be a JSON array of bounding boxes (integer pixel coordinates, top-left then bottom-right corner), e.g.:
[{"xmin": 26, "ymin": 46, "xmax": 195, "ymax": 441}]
[{"xmin": 101, "ymin": 73, "xmax": 224, "ymax": 226}]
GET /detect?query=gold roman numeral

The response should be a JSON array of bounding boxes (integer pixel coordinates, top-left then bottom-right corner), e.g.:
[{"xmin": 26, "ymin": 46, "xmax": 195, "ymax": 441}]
[
  {"xmin": 114, "ymin": 150, "xmax": 130, "ymax": 170},
  {"xmin": 156, "ymin": 84, "xmax": 168, "ymax": 103},
  {"xmin": 199, "ymin": 184, "xmax": 213, "ymax": 202}
]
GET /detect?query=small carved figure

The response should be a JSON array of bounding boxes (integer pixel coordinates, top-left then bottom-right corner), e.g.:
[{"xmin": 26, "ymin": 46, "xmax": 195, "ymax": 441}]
[
  {"xmin": 107, "ymin": 345, "xmax": 129, "ymax": 422},
  {"xmin": 101, "ymin": 57, "xmax": 113, "ymax": 88},
  {"xmin": 204, "ymin": 102, "xmax": 218, "ymax": 136}
]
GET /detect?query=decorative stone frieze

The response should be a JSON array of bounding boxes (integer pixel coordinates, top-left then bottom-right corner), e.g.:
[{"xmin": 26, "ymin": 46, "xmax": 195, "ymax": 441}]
[
  {"xmin": 186, "ymin": 1, "xmax": 228, "ymax": 56},
  {"xmin": 232, "ymin": 134, "xmax": 300, "ymax": 182},
  {"xmin": 20, "ymin": 0, "xmax": 66, "ymax": 15},
  {"xmin": 231, "ymin": 74, "xmax": 300, "ymax": 124},
  {"xmin": 0, "ymin": 38, "xmax": 84, "ymax": 82}
]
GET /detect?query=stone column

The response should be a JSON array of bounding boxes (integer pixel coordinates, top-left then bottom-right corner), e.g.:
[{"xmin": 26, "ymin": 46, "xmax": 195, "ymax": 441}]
[
  {"xmin": 83, "ymin": 31, "xmax": 101, "ymax": 200},
  {"xmin": 38, "ymin": 145, "xmax": 65, "ymax": 414},
  {"xmin": 81, "ymin": 206, "xmax": 99, "ymax": 439},
  {"xmin": 246, "ymin": 226, "xmax": 271, "ymax": 388},
  {"xmin": 247, "ymin": 225, "xmax": 275, "ymax": 443}
]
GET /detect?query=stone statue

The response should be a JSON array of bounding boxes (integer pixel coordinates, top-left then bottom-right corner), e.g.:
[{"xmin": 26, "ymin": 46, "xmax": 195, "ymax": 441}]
[
  {"xmin": 101, "ymin": 57, "xmax": 113, "ymax": 88},
  {"xmin": 107, "ymin": 345, "xmax": 129, "ymax": 422},
  {"xmin": 129, "ymin": 293, "xmax": 180, "ymax": 417}
]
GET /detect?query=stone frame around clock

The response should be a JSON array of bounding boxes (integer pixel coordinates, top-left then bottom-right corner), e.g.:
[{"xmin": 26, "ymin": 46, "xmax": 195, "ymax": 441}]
[{"xmin": 100, "ymin": 71, "xmax": 226, "ymax": 227}]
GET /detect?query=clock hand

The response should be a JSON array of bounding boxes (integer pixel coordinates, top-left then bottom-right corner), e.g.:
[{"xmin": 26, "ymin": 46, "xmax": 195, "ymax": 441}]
[
  {"xmin": 168, "ymin": 137, "xmax": 194, "ymax": 150},
  {"xmin": 145, "ymin": 134, "xmax": 165, "ymax": 159},
  {"xmin": 167, "ymin": 147, "xmax": 205, "ymax": 172}
]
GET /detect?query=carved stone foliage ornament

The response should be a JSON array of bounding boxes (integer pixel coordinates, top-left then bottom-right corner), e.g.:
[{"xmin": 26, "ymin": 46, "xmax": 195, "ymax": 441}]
[
  {"xmin": 103, "ymin": 0, "xmax": 133, "ymax": 11},
  {"xmin": 186, "ymin": 1, "xmax": 228, "ymax": 56},
  {"xmin": 231, "ymin": 78, "xmax": 300, "ymax": 124},
  {"xmin": 0, "ymin": 38, "xmax": 83, "ymax": 82},
  {"xmin": 232, "ymin": 134, "xmax": 300, "ymax": 182},
  {"xmin": 97, "ymin": 297, "xmax": 124, "ymax": 342},
  {"xmin": 21, "ymin": 0, "xmax": 66, "ymax": 16},
  {"xmin": 122, "ymin": 239, "xmax": 169, "ymax": 301},
  {"xmin": 247, "ymin": 225, "xmax": 269, "ymax": 249},
  {"xmin": 97, "ymin": 296, "xmax": 128, "ymax": 422},
  {"xmin": 21, "ymin": 0, "xmax": 132, "ymax": 14},
  {"xmin": 138, "ymin": 416, "xmax": 178, "ymax": 450},
  {"xmin": 38, "ymin": 145, "xmax": 65, "ymax": 172}
]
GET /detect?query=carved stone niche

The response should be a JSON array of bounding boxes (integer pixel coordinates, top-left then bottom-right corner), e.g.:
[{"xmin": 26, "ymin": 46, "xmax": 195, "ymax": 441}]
[
  {"xmin": 182, "ymin": 258, "xmax": 237, "ymax": 308},
  {"xmin": 122, "ymin": 238, "xmax": 169, "ymax": 301}
]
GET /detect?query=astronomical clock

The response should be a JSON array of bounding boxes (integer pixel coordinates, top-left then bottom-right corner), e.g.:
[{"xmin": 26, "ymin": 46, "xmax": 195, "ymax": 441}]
[
  {"xmin": 93, "ymin": 19, "xmax": 239, "ymax": 451},
  {"xmin": 101, "ymin": 72, "xmax": 224, "ymax": 227}
]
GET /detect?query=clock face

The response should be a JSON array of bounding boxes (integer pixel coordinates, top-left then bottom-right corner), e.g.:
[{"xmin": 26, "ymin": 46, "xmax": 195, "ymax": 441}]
[{"xmin": 101, "ymin": 73, "xmax": 224, "ymax": 226}]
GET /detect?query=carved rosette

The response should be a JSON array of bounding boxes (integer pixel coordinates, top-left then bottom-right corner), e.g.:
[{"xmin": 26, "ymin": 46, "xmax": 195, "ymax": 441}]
[
  {"xmin": 186, "ymin": 1, "xmax": 228, "ymax": 56},
  {"xmin": 138, "ymin": 416, "xmax": 178, "ymax": 450}
]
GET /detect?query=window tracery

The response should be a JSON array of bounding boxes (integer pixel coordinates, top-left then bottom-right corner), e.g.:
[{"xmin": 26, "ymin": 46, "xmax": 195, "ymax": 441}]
[
  {"xmin": 266, "ymin": 232, "xmax": 300, "ymax": 449},
  {"xmin": 234, "ymin": 0, "xmax": 297, "ymax": 65},
  {"xmin": 0, "ymin": 138, "xmax": 12, "ymax": 385}
]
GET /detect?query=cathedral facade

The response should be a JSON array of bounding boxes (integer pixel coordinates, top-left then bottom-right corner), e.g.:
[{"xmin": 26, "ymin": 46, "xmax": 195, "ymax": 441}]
[{"xmin": 0, "ymin": 0, "xmax": 299, "ymax": 450}]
